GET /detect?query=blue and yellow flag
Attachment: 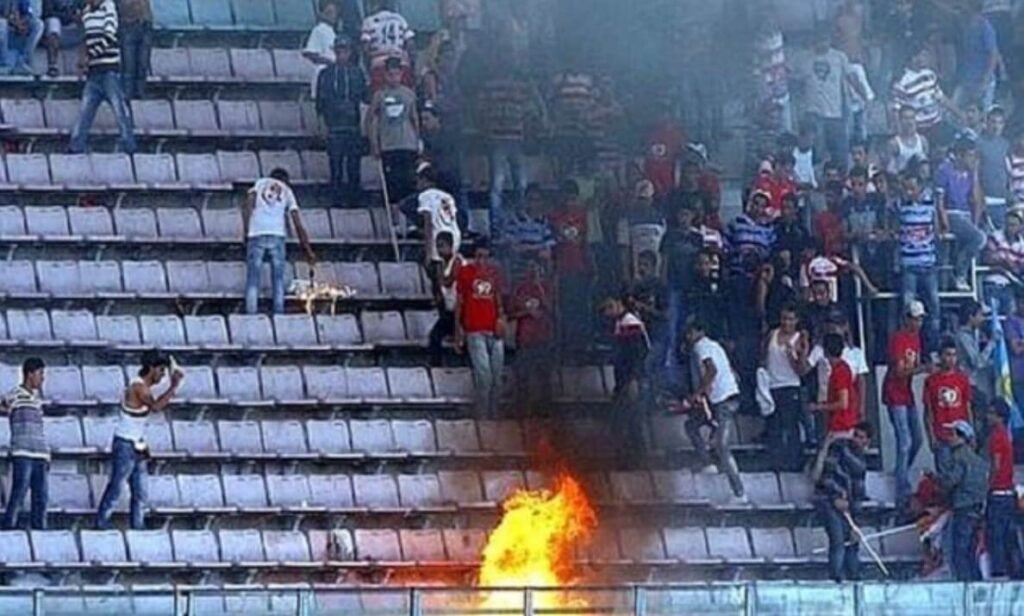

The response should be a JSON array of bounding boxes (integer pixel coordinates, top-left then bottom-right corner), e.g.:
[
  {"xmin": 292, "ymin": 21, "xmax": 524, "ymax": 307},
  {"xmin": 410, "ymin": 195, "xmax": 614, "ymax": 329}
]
[{"xmin": 991, "ymin": 298, "xmax": 1024, "ymax": 431}]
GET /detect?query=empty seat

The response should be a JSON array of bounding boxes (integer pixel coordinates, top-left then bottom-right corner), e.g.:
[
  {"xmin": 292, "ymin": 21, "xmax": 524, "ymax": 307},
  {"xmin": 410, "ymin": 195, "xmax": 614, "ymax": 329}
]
[
  {"xmin": 230, "ymin": 48, "xmax": 275, "ymax": 80},
  {"xmin": 218, "ymin": 420, "xmax": 264, "ymax": 454},
  {"xmin": 386, "ymin": 367, "xmax": 433, "ymax": 399},
  {"xmin": 397, "ymin": 474, "xmax": 442, "ymax": 507},
  {"xmin": 201, "ymin": 208, "xmax": 243, "ymax": 239},
  {"xmin": 560, "ymin": 366, "xmax": 607, "ymax": 400},
  {"xmin": 172, "ymin": 530, "xmax": 218, "ymax": 563},
  {"xmin": 443, "ymin": 529, "xmax": 486, "ymax": 562},
  {"xmin": 216, "ymin": 102, "xmax": 262, "ymax": 136},
  {"xmin": 82, "ymin": 366, "xmax": 126, "ymax": 401},
  {"xmin": 123, "ymin": 261, "xmax": 168, "ymax": 295},
  {"xmin": 619, "ymin": 528, "xmax": 666, "ymax": 562},
  {"xmin": 391, "ymin": 420, "xmax": 436, "ymax": 453},
  {"xmin": 706, "ymin": 528, "xmax": 755, "ymax": 562},
  {"xmin": 216, "ymin": 150, "xmax": 260, "ymax": 182},
  {"xmin": 184, "ymin": 315, "xmax": 230, "ymax": 347},
  {"xmin": 157, "ymin": 208, "xmax": 202, "ymax": 239},
  {"xmin": 0, "ymin": 206, "xmax": 25, "ymax": 236},
  {"xmin": 78, "ymin": 261, "xmax": 123, "ymax": 294},
  {"xmin": 174, "ymin": 100, "xmax": 219, "ymax": 134},
  {"xmin": 349, "ymin": 419, "xmax": 395, "ymax": 452},
  {"xmin": 149, "ymin": 48, "xmax": 190, "ymax": 79},
  {"xmin": 206, "ymin": 261, "xmax": 249, "ymax": 294},
  {"xmin": 431, "ymin": 368, "xmax": 473, "ymax": 401},
  {"xmin": 355, "ymin": 529, "xmax": 401, "ymax": 562},
  {"xmin": 259, "ymin": 101, "xmax": 303, "ymax": 134},
  {"xmin": 352, "ymin": 475, "xmax": 400, "ymax": 508},
  {"xmin": 404, "ymin": 310, "xmax": 438, "ymax": 343},
  {"xmin": 31, "ymin": 530, "xmax": 81, "ymax": 564},
  {"xmin": 335, "ymin": 262, "xmax": 380, "ymax": 295},
  {"xmin": 133, "ymin": 153, "xmax": 180, "ymax": 187},
  {"xmin": 6, "ymin": 154, "xmax": 51, "ymax": 187},
  {"xmin": 1, "ymin": 100, "xmax": 44, "ymax": 129},
  {"xmin": 221, "ymin": 475, "xmax": 269, "ymax": 508},
  {"xmin": 266, "ymin": 475, "xmax": 312, "ymax": 507},
  {"xmin": 274, "ymin": 314, "xmax": 318, "ymax": 347},
  {"xmin": 400, "ymin": 529, "xmax": 446, "ymax": 562},
  {"xmin": 114, "ymin": 208, "xmax": 159, "ymax": 238},
  {"xmin": 175, "ymin": 366, "xmax": 219, "ymax": 401},
  {"xmin": 44, "ymin": 100, "xmax": 81, "ymax": 131},
  {"xmin": 43, "ymin": 367, "xmax": 84, "ymax": 402},
  {"xmin": 216, "ymin": 367, "xmax": 262, "ymax": 403},
  {"xmin": 219, "ymin": 529, "xmax": 266, "ymax": 564},
  {"xmin": 139, "ymin": 315, "xmax": 187, "ymax": 346},
  {"xmin": 361, "ymin": 311, "xmax": 406, "ymax": 344},
  {"xmin": 68, "ymin": 206, "xmax": 115, "ymax": 236},
  {"xmin": 173, "ymin": 420, "xmax": 219, "ymax": 454},
  {"xmin": 435, "ymin": 420, "xmax": 480, "ymax": 452},
  {"xmin": 152, "ymin": 0, "xmax": 191, "ymax": 28},
  {"xmin": 779, "ymin": 473, "xmax": 814, "ymax": 508},
  {"xmin": 315, "ymin": 315, "xmax": 363, "ymax": 347},
  {"xmin": 145, "ymin": 420, "xmax": 174, "ymax": 452},
  {"xmin": 307, "ymin": 475, "xmax": 355, "ymax": 508},
  {"xmin": 663, "ymin": 528, "xmax": 710, "ymax": 561},
  {"xmin": 81, "ymin": 415, "xmax": 118, "ymax": 449},
  {"xmin": 0, "ymin": 530, "xmax": 31, "ymax": 564},
  {"xmin": 6, "ymin": 308, "xmax": 53, "ymax": 342},
  {"xmin": 48, "ymin": 473, "xmax": 93, "ymax": 509},
  {"xmin": 302, "ymin": 367, "xmax": 348, "ymax": 402},
  {"xmin": 263, "ymin": 530, "xmax": 310, "ymax": 561},
  {"xmin": 379, "ymin": 262, "xmax": 424, "ymax": 296},
  {"xmin": 261, "ymin": 420, "xmax": 308, "ymax": 454},
  {"xmin": 37, "ymin": 261, "xmax": 82, "ymax": 296},
  {"xmin": 273, "ymin": 0, "xmax": 316, "ymax": 29},
  {"xmin": 125, "ymin": 530, "xmax": 174, "ymax": 564},
  {"xmin": 80, "ymin": 530, "xmax": 128, "ymax": 564},
  {"xmin": 477, "ymin": 420, "xmax": 524, "ymax": 453},
  {"xmin": 147, "ymin": 475, "xmax": 182, "ymax": 508},
  {"xmin": 166, "ymin": 261, "xmax": 211, "ymax": 294},
  {"xmin": 90, "ymin": 153, "xmax": 137, "ymax": 186},
  {"xmin": 228, "ymin": 314, "xmax": 275, "ymax": 347},
  {"xmin": 344, "ymin": 367, "xmax": 388, "ymax": 399},
  {"xmin": 270, "ymin": 48, "xmax": 309, "ymax": 80},
  {"xmin": 0, "ymin": 261, "xmax": 37, "ymax": 294},
  {"xmin": 188, "ymin": 48, "xmax": 232, "ymax": 78},
  {"xmin": 25, "ymin": 206, "xmax": 70, "ymax": 236},
  {"xmin": 260, "ymin": 366, "xmax": 306, "ymax": 401},
  {"xmin": 305, "ymin": 419, "xmax": 352, "ymax": 454},
  {"xmin": 750, "ymin": 528, "xmax": 796, "ymax": 561},
  {"xmin": 50, "ymin": 154, "xmax": 95, "ymax": 188},
  {"xmin": 177, "ymin": 154, "xmax": 225, "ymax": 188},
  {"xmin": 301, "ymin": 150, "xmax": 330, "ymax": 182},
  {"xmin": 481, "ymin": 471, "xmax": 525, "ymax": 502},
  {"xmin": 331, "ymin": 210, "xmax": 375, "ymax": 241},
  {"xmin": 259, "ymin": 150, "xmax": 303, "ymax": 180},
  {"xmin": 131, "ymin": 101, "xmax": 176, "ymax": 132}
]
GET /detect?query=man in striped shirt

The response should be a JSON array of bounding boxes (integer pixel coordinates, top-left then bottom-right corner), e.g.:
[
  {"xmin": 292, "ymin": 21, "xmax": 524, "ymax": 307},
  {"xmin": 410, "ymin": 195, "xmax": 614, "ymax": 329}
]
[
  {"xmin": 890, "ymin": 44, "xmax": 959, "ymax": 140},
  {"xmin": 1010, "ymin": 133, "xmax": 1024, "ymax": 206},
  {"xmin": 1, "ymin": 358, "xmax": 48, "ymax": 530},
  {"xmin": 68, "ymin": 0, "xmax": 136, "ymax": 154}
]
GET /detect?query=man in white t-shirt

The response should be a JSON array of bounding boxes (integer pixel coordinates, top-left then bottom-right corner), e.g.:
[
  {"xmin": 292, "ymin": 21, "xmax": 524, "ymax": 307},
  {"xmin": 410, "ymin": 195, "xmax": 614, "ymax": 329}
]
[
  {"xmin": 242, "ymin": 169, "xmax": 318, "ymax": 314},
  {"xmin": 361, "ymin": 0, "xmax": 414, "ymax": 90},
  {"xmin": 684, "ymin": 320, "xmax": 746, "ymax": 502},
  {"xmin": 303, "ymin": 1, "xmax": 340, "ymax": 99},
  {"xmin": 414, "ymin": 161, "xmax": 461, "ymax": 263}
]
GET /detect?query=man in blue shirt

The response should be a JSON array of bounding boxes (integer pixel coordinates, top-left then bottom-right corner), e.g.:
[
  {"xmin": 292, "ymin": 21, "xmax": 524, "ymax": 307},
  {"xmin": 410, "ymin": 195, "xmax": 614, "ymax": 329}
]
[
  {"xmin": 954, "ymin": 0, "xmax": 1000, "ymax": 110},
  {"xmin": 935, "ymin": 138, "xmax": 987, "ymax": 291}
]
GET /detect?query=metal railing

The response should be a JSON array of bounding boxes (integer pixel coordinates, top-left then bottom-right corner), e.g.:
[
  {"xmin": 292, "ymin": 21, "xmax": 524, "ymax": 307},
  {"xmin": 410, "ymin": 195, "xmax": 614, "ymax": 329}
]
[{"xmin": 3, "ymin": 581, "xmax": 1024, "ymax": 615}]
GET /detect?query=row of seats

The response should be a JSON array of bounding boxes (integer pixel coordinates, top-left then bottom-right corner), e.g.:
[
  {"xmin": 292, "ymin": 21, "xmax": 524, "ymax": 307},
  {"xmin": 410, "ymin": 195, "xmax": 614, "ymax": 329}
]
[
  {"xmin": 0, "ymin": 151, "xmax": 327, "ymax": 191},
  {"xmin": 0, "ymin": 524, "xmax": 920, "ymax": 572},
  {"xmin": 3, "ymin": 98, "xmax": 320, "ymax": 139},
  {"xmin": 154, "ymin": 0, "xmax": 316, "ymax": 31},
  {"xmin": 1, "ymin": 469, "xmax": 897, "ymax": 515},
  {"xmin": 0, "ymin": 363, "xmax": 616, "ymax": 406},
  {"xmin": 0, "ymin": 205, "xmax": 395, "ymax": 244},
  {"xmin": 0, "ymin": 260, "xmax": 429, "ymax": 301}
]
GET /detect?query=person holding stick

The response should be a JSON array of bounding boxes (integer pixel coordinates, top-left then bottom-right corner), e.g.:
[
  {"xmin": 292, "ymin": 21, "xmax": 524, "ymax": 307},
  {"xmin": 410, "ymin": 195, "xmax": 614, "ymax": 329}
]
[
  {"xmin": 938, "ymin": 419, "xmax": 989, "ymax": 581},
  {"xmin": 812, "ymin": 421, "xmax": 872, "ymax": 582}
]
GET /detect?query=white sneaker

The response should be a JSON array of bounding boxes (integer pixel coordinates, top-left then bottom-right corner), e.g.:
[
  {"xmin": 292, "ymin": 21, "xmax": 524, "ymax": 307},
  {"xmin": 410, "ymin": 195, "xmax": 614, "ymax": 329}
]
[
  {"xmin": 698, "ymin": 464, "xmax": 718, "ymax": 475},
  {"xmin": 727, "ymin": 493, "xmax": 749, "ymax": 505},
  {"xmin": 953, "ymin": 277, "xmax": 971, "ymax": 292}
]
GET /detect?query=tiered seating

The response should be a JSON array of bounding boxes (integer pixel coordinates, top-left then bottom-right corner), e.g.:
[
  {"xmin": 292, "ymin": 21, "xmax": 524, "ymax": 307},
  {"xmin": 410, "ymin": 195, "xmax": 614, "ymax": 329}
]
[{"xmin": 153, "ymin": 0, "xmax": 316, "ymax": 32}]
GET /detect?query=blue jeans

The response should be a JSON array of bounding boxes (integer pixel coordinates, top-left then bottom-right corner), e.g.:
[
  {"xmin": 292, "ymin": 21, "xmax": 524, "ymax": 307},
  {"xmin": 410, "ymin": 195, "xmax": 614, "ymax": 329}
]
[
  {"xmin": 2, "ymin": 456, "xmax": 48, "ymax": 530},
  {"xmin": 901, "ymin": 265, "xmax": 940, "ymax": 350},
  {"xmin": 987, "ymin": 493, "xmax": 1020, "ymax": 577},
  {"xmin": 96, "ymin": 437, "xmax": 148, "ymax": 530},
  {"xmin": 666, "ymin": 289, "xmax": 685, "ymax": 371},
  {"xmin": 887, "ymin": 405, "xmax": 923, "ymax": 507},
  {"xmin": 245, "ymin": 235, "xmax": 287, "ymax": 314},
  {"xmin": 1, "ymin": 15, "xmax": 43, "ymax": 72},
  {"xmin": 951, "ymin": 507, "xmax": 982, "ymax": 581},
  {"xmin": 684, "ymin": 397, "xmax": 744, "ymax": 496},
  {"xmin": 466, "ymin": 332, "xmax": 504, "ymax": 417},
  {"xmin": 69, "ymin": 69, "xmax": 137, "ymax": 154},
  {"xmin": 488, "ymin": 139, "xmax": 527, "ymax": 228},
  {"xmin": 820, "ymin": 500, "xmax": 860, "ymax": 582},
  {"xmin": 947, "ymin": 211, "xmax": 986, "ymax": 282},
  {"xmin": 119, "ymin": 20, "xmax": 152, "ymax": 100}
]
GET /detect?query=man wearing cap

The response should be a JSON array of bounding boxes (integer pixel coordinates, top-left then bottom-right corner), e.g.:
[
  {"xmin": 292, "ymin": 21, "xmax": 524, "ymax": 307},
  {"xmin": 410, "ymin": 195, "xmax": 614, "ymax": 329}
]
[
  {"xmin": 985, "ymin": 399, "xmax": 1020, "ymax": 578},
  {"xmin": 883, "ymin": 301, "xmax": 927, "ymax": 509},
  {"xmin": 924, "ymin": 339, "xmax": 974, "ymax": 471},
  {"xmin": 367, "ymin": 55, "xmax": 420, "ymax": 205},
  {"xmin": 316, "ymin": 32, "xmax": 368, "ymax": 207},
  {"xmin": 938, "ymin": 418, "xmax": 989, "ymax": 581}
]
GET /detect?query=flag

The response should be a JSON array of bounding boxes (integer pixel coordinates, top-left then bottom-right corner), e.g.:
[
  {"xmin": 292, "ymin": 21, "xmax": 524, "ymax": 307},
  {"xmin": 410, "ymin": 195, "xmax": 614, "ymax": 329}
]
[{"xmin": 990, "ymin": 299, "xmax": 1024, "ymax": 431}]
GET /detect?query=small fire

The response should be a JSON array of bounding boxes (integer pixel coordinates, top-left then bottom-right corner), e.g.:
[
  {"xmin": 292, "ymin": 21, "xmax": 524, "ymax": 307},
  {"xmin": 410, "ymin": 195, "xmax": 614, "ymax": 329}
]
[
  {"xmin": 288, "ymin": 279, "xmax": 356, "ymax": 314},
  {"xmin": 477, "ymin": 473, "xmax": 597, "ymax": 612}
]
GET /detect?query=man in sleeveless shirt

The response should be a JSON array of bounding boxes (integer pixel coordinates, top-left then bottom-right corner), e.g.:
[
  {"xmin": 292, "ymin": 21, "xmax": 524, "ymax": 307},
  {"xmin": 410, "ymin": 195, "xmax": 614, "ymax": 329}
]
[{"xmin": 96, "ymin": 351, "xmax": 182, "ymax": 530}]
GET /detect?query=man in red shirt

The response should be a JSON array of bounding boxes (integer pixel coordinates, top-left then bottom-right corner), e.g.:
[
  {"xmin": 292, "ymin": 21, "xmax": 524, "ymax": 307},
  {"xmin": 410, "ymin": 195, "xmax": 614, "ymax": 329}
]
[
  {"xmin": 509, "ymin": 258, "xmax": 554, "ymax": 412},
  {"xmin": 883, "ymin": 301, "xmax": 927, "ymax": 508},
  {"xmin": 924, "ymin": 339, "xmax": 973, "ymax": 471},
  {"xmin": 753, "ymin": 151, "xmax": 797, "ymax": 220},
  {"xmin": 548, "ymin": 180, "xmax": 592, "ymax": 351},
  {"xmin": 985, "ymin": 399, "xmax": 1019, "ymax": 578},
  {"xmin": 643, "ymin": 107, "xmax": 685, "ymax": 198},
  {"xmin": 455, "ymin": 240, "xmax": 506, "ymax": 417},
  {"xmin": 812, "ymin": 180, "xmax": 849, "ymax": 257},
  {"xmin": 809, "ymin": 333, "xmax": 860, "ymax": 435}
]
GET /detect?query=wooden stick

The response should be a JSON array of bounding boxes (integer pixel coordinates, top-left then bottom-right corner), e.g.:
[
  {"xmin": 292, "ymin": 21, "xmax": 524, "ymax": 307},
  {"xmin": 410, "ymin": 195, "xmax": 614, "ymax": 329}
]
[
  {"xmin": 377, "ymin": 158, "xmax": 402, "ymax": 263},
  {"xmin": 812, "ymin": 522, "xmax": 919, "ymax": 554},
  {"xmin": 844, "ymin": 510, "xmax": 890, "ymax": 577}
]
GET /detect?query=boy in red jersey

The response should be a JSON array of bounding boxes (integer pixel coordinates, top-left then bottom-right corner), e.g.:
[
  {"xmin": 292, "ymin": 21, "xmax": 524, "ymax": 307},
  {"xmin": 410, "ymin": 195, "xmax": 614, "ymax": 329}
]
[
  {"xmin": 883, "ymin": 301, "xmax": 927, "ymax": 508},
  {"xmin": 924, "ymin": 339, "xmax": 973, "ymax": 472},
  {"xmin": 809, "ymin": 333, "xmax": 860, "ymax": 436},
  {"xmin": 455, "ymin": 240, "xmax": 506, "ymax": 417}
]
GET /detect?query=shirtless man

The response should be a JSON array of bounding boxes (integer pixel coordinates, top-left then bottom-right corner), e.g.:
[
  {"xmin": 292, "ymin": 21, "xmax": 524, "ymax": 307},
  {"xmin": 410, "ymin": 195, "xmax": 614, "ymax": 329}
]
[{"xmin": 95, "ymin": 351, "xmax": 182, "ymax": 530}]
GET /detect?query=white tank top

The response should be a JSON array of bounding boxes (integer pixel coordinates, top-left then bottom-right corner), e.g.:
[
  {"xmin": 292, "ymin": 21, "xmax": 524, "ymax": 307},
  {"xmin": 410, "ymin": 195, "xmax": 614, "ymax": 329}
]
[
  {"xmin": 114, "ymin": 376, "xmax": 150, "ymax": 445},
  {"xmin": 766, "ymin": 329, "xmax": 802, "ymax": 388},
  {"xmin": 793, "ymin": 147, "xmax": 817, "ymax": 188},
  {"xmin": 888, "ymin": 134, "xmax": 926, "ymax": 174}
]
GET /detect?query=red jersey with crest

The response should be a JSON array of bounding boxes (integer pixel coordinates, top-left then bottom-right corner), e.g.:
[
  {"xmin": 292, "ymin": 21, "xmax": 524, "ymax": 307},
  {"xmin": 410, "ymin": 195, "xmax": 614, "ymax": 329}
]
[
  {"xmin": 456, "ymin": 262, "xmax": 503, "ymax": 334},
  {"xmin": 549, "ymin": 206, "xmax": 589, "ymax": 274},
  {"xmin": 923, "ymin": 370, "xmax": 971, "ymax": 442},
  {"xmin": 882, "ymin": 329, "xmax": 921, "ymax": 406}
]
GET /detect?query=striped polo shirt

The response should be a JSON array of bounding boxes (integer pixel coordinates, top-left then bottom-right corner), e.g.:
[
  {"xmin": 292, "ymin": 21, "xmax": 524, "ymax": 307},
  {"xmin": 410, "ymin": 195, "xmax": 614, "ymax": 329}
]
[
  {"xmin": 83, "ymin": 0, "xmax": 120, "ymax": 72},
  {"xmin": 897, "ymin": 193, "xmax": 937, "ymax": 268},
  {"xmin": 727, "ymin": 214, "xmax": 776, "ymax": 273},
  {"xmin": 4, "ymin": 385, "xmax": 48, "ymax": 460},
  {"xmin": 1009, "ymin": 152, "xmax": 1024, "ymax": 205},
  {"xmin": 891, "ymin": 68, "xmax": 945, "ymax": 129}
]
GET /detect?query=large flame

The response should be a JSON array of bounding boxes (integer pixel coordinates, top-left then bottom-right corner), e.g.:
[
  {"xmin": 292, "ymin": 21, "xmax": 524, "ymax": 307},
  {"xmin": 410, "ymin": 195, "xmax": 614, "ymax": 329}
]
[{"xmin": 477, "ymin": 473, "xmax": 597, "ymax": 611}]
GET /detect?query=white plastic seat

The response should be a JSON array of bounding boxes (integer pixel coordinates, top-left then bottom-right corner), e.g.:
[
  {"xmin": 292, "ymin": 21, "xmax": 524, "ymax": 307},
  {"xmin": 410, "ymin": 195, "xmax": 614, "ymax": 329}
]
[
  {"xmin": 139, "ymin": 315, "xmax": 187, "ymax": 347},
  {"xmin": 221, "ymin": 475, "xmax": 269, "ymax": 509},
  {"xmin": 302, "ymin": 367, "xmax": 349, "ymax": 402},
  {"xmin": 126, "ymin": 530, "xmax": 175, "ymax": 564},
  {"xmin": 260, "ymin": 366, "xmax": 306, "ymax": 402},
  {"xmin": 114, "ymin": 208, "xmax": 159, "ymax": 239},
  {"xmin": 68, "ymin": 206, "xmax": 115, "ymax": 236},
  {"xmin": 228, "ymin": 314, "xmax": 275, "ymax": 347},
  {"xmin": 217, "ymin": 420, "xmax": 265, "ymax": 454},
  {"xmin": 305, "ymin": 419, "xmax": 352, "ymax": 454},
  {"xmin": 166, "ymin": 261, "xmax": 211, "ymax": 294},
  {"xmin": 123, "ymin": 261, "xmax": 169, "ymax": 295},
  {"xmin": 349, "ymin": 419, "xmax": 395, "ymax": 452},
  {"xmin": 95, "ymin": 315, "xmax": 141, "ymax": 345},
  {"xmin": 344, "ymin": 367, "xmax": 388, "ymax": 400},
  {"xmin": 352, "ymin": 475, "xmax": 400, "ymax": 508}
]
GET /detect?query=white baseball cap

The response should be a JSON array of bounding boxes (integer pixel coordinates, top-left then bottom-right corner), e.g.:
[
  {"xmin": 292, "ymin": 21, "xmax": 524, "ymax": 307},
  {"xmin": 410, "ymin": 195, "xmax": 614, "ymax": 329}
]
[{"xmin": 906, "ymin": 300, "xmax": 926, "ymax": 318}]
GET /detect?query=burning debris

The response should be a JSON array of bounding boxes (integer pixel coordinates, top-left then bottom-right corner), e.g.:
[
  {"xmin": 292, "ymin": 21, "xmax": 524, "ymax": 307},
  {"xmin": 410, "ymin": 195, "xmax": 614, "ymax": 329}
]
[{"xmin": 288, "ymin": 278, "xmax": 356, "ymax": 314}]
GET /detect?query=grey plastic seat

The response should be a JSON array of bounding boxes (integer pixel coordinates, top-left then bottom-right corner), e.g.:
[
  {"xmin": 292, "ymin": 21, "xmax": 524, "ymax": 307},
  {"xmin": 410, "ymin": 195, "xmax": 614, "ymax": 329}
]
[
  {"xmin": 315, "ymin": 315, "xmax": 363, "ymax": 347},
  {"xmin": 305, "ymin": 419, "xmax": 352, "ymax": 455},
  {"xmin": 750, "ymin": 528, "xmax": 797, "ymax": 561},
  {"xmin": 307, "ymin": 475, "xmax": 354, "ymax": 508},
  {"xmin": 6, "ymin": 154, "xmax": 51, "ymax": 187},
  {"xmin": 177, "ymin": 153, "xmax": 226, "ymax": 190},
  {"xmin": 481, "ymin": 471, "xmax": 526, "ymax": 503},
  {"xmin": 206, "ymin": 261, "xmax": 249, "ymax": 294},
  {"xmin": 175, "ymin": 366, "xmax": 219, "ymax": 402},
  {"xmin": 219, "ymin": 529, "xmax": 267, "ymax": 564},
  {"xmin": 706, "ymin": 528, "xmax": 756, "ymax": 562},
  {"xmin": 404, "ymin": 310, "xmax": 438, "ymax": 344},
  {"xmin": 43, "ymin": 99, "xmax": 82, "ymax": 131},
  {"xmin": 608, "ymin": 471, "xmax": 656, "ymax": 503},
  {"xmin": 218, "ymin": 420, "xmax": 264, "ymax": 454},
  {"xmin": 126, "ymin": 530, "xmax": 175, "ymax": 564},
  {"xmin": 79, "ymin": 261, "xmax": 124, "ymax": 295},
  {"xmin": 263, "ymin": 530, "xmax": 310, "ymax": 562},
  {"xmin": 48, "ymin": 473, "xmax": 93, "ymax": 509},
  {"xmin": 387, "ymin": 367, "xmax": 433, "ymax": 400},
  {"xmin": 793, "ymin": 527, "xmax": 829, "ymax": 559},
  {"xmin": 133, "ymin": 153, "xmax": 182, "ymax": 189},
  {"xmin": 6, "ymin": 308, "xmax": 53, "ymax": 342},
  {"xmin": 258, "ymin": 101, "xmax": 303, "ymax": 134},
  {"xmin": 90, "ymin": 153, "xmax": 139, "ymax": 187},
  {"xmin": 221, "ymin": 475, "xmax": 269, "ymax": 509},
  {"xmin": 80, "ymin": 530, "xmax": 128, "ymax": 565},
  {"xmin": 260, "ymin": 366, "xmax": 306, "ymax": 402},
  {"xmin": 299, "ymin": 208, "xmax": 332, "ymax": 240},
  {"xmin": 353, "ymin": 475, "xmax": 401, "ymax": 508},
  {"xmin": 68, "ymin": 206, "xmax": 115, "ymax": 237},
  {"xmin": 184, "ymin": 315, "xmax": 231, "ymax": 348},
  {"xmin": 166, "ymin": 261, "xmax": 211, "ymax": 294},
  {"xmin": 258, "ymin": 150, "xmax": 303, "ymax": 180},
  {"xmin": 866, "ymin": 471, "xmax": 897, "ymax": 506},
  {"xmin": 42, "ymin": 367, "xmax": 84, "ymax": 402},
  {"xmin": 266, "ymin": 475, "xmax": 312, "ymax": 507},
  {"xmin": 559, "ymin": 366, "xmax": 606, "ymax": 401},
  {"xmin": 779, "ymin": 472, "xmax": 815, "ymax": 508},
  {"xmin": 0, "ymin": 530, "xmax": 32, "ymax": 565},
  {"xmin": 335, "ymin": 262, "xmax": 380, "ymax": 296},
  {"xmin": 216, "ymin": 366, "xmax": 262, "ymax": 403},
  {"xmin": 216, "ymin": 102, "xmax": 262, "ymax": 137},
  {"xmin": 157, "ymin": 208, "xmax": 202, "ymax": 239},
  {"xmin": 379, "ymin": 262, "xmax": 424, "ymax": 297},
  {"xmin": 273, "ymin": 314, "xmax": 319, "ymax": 347},
  {"xmin": 123, "ymin": 261, "xmax": 168, "ymax": 295},
  {"xmin": 187, "ymin": 48, "xmax": 232, "ymax": 78},
  {"xmin": 82, "ymin": 366, "xmax": 126, "ymax": 401},
  {"xmin": 25, "ymin": 206, "xmax": 70, "ymax": 236},
  {"xmin": 201, "ymin": 208, "xmax": 242, "ymax": 239},
  {"xmin": 392, "ymin": 420, "xmax": 436, "ymax": 453},
  {"xmin": 172, "ymin": 530, "xmax": 219, "ymax": 564},
  {"xmin": 173, "ymin": 420, "xmax": 219, "ymax": 455},
  {"xmin": 148, "ymin": 475, "xmax": 182, "ymax": 508},
  {"xmin": 261, "ymin": 419, "xmax": 308, "ymax": 455},
  {"xmin": 354, "ymin": 529, "xmax": 401, "ymax": 562},
  {"xmin": 344, "ymin": 367, "xmax": 389, "ymax": 400},
  {"xmin": 443, "ymin": 529, "xmax": 486, "ymax": 562},
  {"xmin": 0, "ymin": 205, "xmax": 26, "ymax": 237},
  {"xmin": 330, "ymin": 210, "xmax": 375, "ymax": 241},
  {"xmin": 650, "ymin": 470, "xmax": 699, "ymax": 503},
  {"xmin": 230, "ymin": 48, "xmax": 275, "ymax": 81},
  {"xmin": 177, "ymin": 475, "xmax": 226, "ymax": 508},
  {"xmin": 174, "ymin": 100, "xmax": 219, "ymax": 135},
  {"xmin": 81, "ymin": 415, "xmax": 118, "ymax": 449},
  {"xmin": 43, "ymin": 416, "xmax": 84, "ymax": 450},
  {"xmin": 50, "ymin": 154, "xmax": 96, "ymax": 188},
  {"xmin": 228, "ymin": 314, "xmax": 275, "ymax": 347},
  {"xmin": 301, "ymin": 150, "xmax": 330, "ymax": 183},
  {"xmin": 270, "ymin": 48, "xmax": 309, "ymax": 81},
  {"xmin": 139, "ymin": 315, "xmax": 187, "ymax": 347},
  {"xmin": 398, "ymin": 474, "xmax": 442, "ymax": 508},
  {"xmin": 145, "ymin": 420, "xmax": 174, "ymax": 452},
  {"xmin": 361, "ymin": 311, "xmax": 406, "ymax": 344},
  {"xmin": 663, "ymin": 527, "xmax": 710, "ymax": 562},
  {"xmin": 37, "ymin": 261, "xmax": 82, "ymax": 296},
  {"xmin": 431, "ymin": 368, "xmax": 473, "ymax": 402},
  {"xmin": 349, "ymin": 419, "xmax": 395, "ymax": 452},
  {"xmin": 149, "ymin": 48, "xmax": 190, "ymax": 80},
  {"xmin": 132, "ymin": 100, "xmax": 176, "ymax": 133},
  {"xmin": 435, "ymin": 420, "xmax": 480, "ymax": 453},
  {"xmin": 302, "ymin": 367, "xmax": 348, "ymax": 403},
  {"xmin": 618, "ymin": 528, "xmax": 667, "ymax": 562},
  {"xmin": 114, "ymin": 208, "xmax": 159, "ymax": 239},
  {"xmin": 30, "ymin": 530, "xmax": 81, "ymax": 564},
  {"xmin": 399, "ymin": 529, "xmax": 445, "ymax": 562},
  {"xmin": 152, "ymin": 0, "xmax": 191, "ymax": 28},
  {"xmin": 437, "ymin": 471, "xmax": 484, "ymax": 505},
  {"xmin": 1, "ymin": 99, "xmax": 45, "ymax": 130},
  {"xmin": 0, "ymin": 261, "xmax": 37, "ymax": 294}
]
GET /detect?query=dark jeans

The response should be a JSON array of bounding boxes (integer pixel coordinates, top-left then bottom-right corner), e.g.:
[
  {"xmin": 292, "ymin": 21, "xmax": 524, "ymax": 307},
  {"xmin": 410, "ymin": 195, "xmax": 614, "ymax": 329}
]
[
  {"xmin": 987, "ymin": 493, "xmax": 1020, "ymax": 578},
  {"xmin": 327, "ymin": 130, "xmax": 363, "ymax": 206},
  {"xmin": 2, "ymin": 456, "xmax": 48, "ymax": 530},
  {"xmin": 119, "ymin": 20, "xmax": 151, "ymax": 100},
  {"xmin": 951, "ymin": 507, "xmax": 983, "ymax": 581},
  {"xmin": 806, "ymin": 113, "xmax": 849, "ymax": 170},
  {"xmin": 558, "ymin": 272, "xmax": 592, "ymax": 350},
  {"xmin": 820, "ymin": 500, "xmax": 860, "ymax": 582},
  {"xmin": 428, "ymin": 309, "xmax": 454, "ymax": 366},
  {"xmin": 381, "ymin": 149, "xmax": 418, "ymax": 205},
  {"xmin": 769, "ymin": 386, "xmax": 805, "ymax": 472},
  {"xmin": 69, "ymin": 69, "xmax": 136, "ymax": 154},
  {"xmin": 684, "ymin": 397, "xmax": 744, "ymax": 496},
  {"xmin": 96, "ymin": 437, "xmax": 148, "ymax": 530},
  {"xmin": 515, "ymin": 344, "xmax": 553, "ymax": 412}
]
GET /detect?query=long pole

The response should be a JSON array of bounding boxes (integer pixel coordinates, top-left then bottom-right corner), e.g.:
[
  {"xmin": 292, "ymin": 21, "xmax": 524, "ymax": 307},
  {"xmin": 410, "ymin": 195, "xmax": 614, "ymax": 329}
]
[
  {"xmin": 377, "ymin": 158, "xmax": 402, "ymax": 262},
  {"xmin": 845, "ymin": 511, "xmax": 891, "ymax": 577}
]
